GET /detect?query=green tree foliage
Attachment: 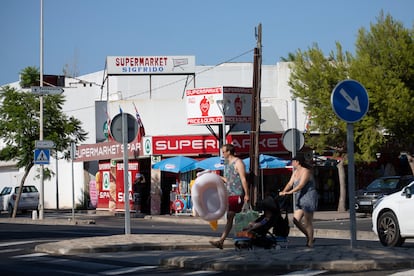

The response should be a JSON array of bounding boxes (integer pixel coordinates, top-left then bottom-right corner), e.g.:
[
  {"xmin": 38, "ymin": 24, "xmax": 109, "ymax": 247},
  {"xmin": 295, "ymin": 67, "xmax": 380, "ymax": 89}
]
[
  {"xmin": 19, "ymin": 66, "xmax": 40, "ymax": 88},
  {"xmin": 351, "ymin": 12, "xmax": 414, "ymax": 153},
  {"xmin": 0, "ymin": 68, "xmax": 88, "ymax": 217},
  {"xmin": 286, "ymin": 12, "xmax": 414, "ymax": 210},
  {"xmin": 280, "ymin": 52, "xmax": 296, "ymax": 62},
  {"xmin": 288, "ymin": 43, "xmax": 353, "ymax": 211},
  {"xmin": 288, "ymin": 43, "xmax": 354, "ymax": 155},
  {"xmin": 289, "ymin": 12, "xmax": 414, "ymax": 161}
]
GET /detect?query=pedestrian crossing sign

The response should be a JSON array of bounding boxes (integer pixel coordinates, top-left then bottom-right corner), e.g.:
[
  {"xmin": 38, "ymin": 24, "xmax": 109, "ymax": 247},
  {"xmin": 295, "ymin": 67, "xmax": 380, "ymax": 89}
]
[{"xmin": 34, "ymin": 148, "xmax": 50, "ymax": 165}]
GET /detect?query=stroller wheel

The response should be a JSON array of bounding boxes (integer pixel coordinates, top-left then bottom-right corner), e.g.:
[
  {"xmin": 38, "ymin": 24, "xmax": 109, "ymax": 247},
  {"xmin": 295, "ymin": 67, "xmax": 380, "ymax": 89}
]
[{"xmin": 234, "ymin": 239, "xmax": 252, "ymax": 250}]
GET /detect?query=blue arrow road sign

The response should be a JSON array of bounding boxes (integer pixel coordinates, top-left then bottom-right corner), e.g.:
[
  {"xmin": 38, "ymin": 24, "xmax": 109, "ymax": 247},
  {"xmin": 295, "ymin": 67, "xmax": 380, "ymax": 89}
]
[
  {"xmin": 34, "ymin": 149, "xmax": 50, "ymax": 165},
  {"xmin": 331, "ymin": 79, "xmax": 369, "ymax": 123}
]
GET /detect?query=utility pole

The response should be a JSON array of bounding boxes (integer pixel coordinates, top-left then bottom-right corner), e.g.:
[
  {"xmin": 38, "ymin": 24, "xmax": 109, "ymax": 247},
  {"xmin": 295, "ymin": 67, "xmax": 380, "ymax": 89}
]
[
  {"xmin": 249, "ymin": 23, "xmax": 262, "ymax": 205},
  {"xmin": 217, "ymin": 99, "xmax": 228, "ymax": 158}
]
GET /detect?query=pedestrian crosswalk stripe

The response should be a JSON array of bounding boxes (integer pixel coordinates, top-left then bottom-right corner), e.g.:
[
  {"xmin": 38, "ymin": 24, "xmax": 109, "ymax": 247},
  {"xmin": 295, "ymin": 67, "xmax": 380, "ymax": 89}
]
[
  {"xmin": 391, "ymin": 270, "xmax": 414, "ymax": 276},
  {"xmin": 282, "ymin": 270, "xmax": 327, "ymax": 275},
  {"xmin": 101, "ymin": 266, "xmax": 158, "ymax": 275},
  {"xmin": 11, "ymin": 252, "xmax": 48, "ymax": 258}
]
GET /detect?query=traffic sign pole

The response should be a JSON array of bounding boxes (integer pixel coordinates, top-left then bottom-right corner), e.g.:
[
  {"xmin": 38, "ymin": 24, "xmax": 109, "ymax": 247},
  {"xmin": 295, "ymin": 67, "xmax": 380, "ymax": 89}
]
[
  {"xmin": 347, "ymin": 123, "xmax": 357, "ymax": 248},
  {"xmin": 35, "ymin": 1, "xmax": 64, "ymax": 220},
  {"xmin": 38, "ymin": 0, "xmax": 45, "ymax": 220},
  {"xmin": 109, "ymin": 111, "xmax": 137, "ymax": 235},
  {"xmin": 71, "ymin": 142, "xmax": 76, "ymax": 222},
  {"xmin": 122, "ymin": 112, "xmax": 131, "ymax": 235},
  {"xmin": 331, "ymin": 79, "xmax": 369, "ymax": 249}
]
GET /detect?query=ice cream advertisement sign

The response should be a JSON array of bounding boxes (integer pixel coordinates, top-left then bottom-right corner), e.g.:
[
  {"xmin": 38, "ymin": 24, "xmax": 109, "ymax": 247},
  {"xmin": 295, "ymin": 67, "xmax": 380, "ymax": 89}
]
[{"xmin": 186, "ymin": 86, "xmax": 252, "ymax": 125}]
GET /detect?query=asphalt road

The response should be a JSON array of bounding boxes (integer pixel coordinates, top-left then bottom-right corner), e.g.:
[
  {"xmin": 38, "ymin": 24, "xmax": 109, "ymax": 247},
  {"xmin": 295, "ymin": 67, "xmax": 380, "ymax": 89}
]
[{"xmin": 0, "ymin": 213, "xmax": 412, "ymax": 275}]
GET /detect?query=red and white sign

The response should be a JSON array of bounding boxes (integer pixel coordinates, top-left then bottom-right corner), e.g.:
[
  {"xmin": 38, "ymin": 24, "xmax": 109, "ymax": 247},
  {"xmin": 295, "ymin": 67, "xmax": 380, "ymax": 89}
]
[
  {"xmin": 152, "ymin": 133, "xmax": 286, "ymax": 155},
  {"xmin": 75, "ymin": 138, "xmax": 143, "ymax": 162},
  {"xmin": 76, "ymin": 133, "xmax": 286, "ymax": 161},
  {"xmin": 106, "ymin": 56, "xmax": 195, "ymax": 75},
  {"xmin": 186, "ymin": 86, "xmax": 252, "ymax": 125},
  {"xmin": 96, "ymin": 161, "xmax": 140, "ymax": 211}
]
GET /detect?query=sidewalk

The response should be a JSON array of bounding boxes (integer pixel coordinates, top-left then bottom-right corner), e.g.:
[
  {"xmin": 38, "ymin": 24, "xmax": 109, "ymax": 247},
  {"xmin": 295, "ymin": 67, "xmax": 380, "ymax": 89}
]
[{"xmin": 3, "ymin": 211, "xmax": 414, "ymax": 272}]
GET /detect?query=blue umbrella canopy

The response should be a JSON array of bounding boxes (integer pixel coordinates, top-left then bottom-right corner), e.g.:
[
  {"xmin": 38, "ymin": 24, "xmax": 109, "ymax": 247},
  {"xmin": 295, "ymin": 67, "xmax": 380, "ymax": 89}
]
[
  {"xmin": 243, "ymin": 154, "xmax": 289, "ymax": 172},
  {"xmin": 152, "ymin": 156, "xmax": 197, "ymax": 173},
  {"xmin": 196, "ymin": 156, "xmax": 224, "ymax": 171}
]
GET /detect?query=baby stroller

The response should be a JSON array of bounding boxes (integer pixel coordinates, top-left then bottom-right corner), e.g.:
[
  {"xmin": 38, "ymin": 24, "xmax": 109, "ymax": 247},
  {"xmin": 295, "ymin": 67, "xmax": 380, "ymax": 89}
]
[{"xmin": 234, "ymin": 195, "xmax": 290, "ymax": 250}]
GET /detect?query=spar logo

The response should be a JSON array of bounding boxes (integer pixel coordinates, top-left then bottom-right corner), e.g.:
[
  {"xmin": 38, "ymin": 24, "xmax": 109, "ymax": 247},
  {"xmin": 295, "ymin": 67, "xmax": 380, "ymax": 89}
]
[{"xmin": 144, "ymin": 139, "xmax": 151, "ymax": 155}]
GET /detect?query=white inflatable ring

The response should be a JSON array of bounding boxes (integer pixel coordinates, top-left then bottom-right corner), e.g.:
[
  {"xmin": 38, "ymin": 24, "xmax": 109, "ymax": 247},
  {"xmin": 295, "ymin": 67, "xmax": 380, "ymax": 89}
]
[{"xmin": 191, "ymin": 172, "xmax": 228, "ymax": 221}]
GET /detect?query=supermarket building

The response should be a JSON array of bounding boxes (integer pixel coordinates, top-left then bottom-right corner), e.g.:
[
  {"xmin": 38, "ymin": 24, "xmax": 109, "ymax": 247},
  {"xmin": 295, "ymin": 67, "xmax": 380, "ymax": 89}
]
[{"xmin": 0, "ymin": 56, "xmax": 308, "ymax": 215}]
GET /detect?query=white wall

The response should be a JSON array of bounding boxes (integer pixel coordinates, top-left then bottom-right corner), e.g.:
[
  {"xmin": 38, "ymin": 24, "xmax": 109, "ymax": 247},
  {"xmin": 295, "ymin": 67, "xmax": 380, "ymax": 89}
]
[{"xmin": 0, "ymin": 61, "xmax": 307, "ymax": 209}]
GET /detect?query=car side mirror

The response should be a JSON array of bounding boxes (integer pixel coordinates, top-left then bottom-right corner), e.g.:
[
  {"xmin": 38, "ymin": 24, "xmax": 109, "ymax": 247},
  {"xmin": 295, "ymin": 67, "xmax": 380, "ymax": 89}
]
[{"xmin": 403, "ymin": 187, "xmax": 412, "ymax": 199}]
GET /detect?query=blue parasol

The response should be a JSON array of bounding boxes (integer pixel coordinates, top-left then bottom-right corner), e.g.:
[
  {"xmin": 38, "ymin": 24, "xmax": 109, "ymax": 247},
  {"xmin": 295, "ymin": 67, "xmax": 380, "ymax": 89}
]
[
  {"xmin": 196, "ymin": 156, "xmax": 224, "ymax": 171},
  {"xmin": 243, "ymin": 154, "xmax": 289, "ymax": 172},
  {"xmin": 243, "ymin": 154, "xmax": 290, "ymax": 200},
  {"xmin": 152, "ymin": 156, "xmax": 197, "ymax": 173}
]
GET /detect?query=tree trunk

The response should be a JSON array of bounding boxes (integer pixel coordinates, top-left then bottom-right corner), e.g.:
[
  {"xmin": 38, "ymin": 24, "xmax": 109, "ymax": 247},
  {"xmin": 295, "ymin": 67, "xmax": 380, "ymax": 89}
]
[
  {"xmin": 12, "ymin": 165, "xmax": 32, "ymax": 218},
  {"xmin": 336, "ymin": 159, "xmax": 347, "ymax": 212},
  {"xmin": 407, "ymin": 154, "xmax": 414, "ymax": 175}
]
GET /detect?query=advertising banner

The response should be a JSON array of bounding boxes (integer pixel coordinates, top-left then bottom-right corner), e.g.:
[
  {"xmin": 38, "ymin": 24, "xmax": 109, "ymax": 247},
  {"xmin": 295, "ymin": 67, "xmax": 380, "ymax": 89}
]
[
  {"xmin": 185, "ymin": 86, "xmax": 252, "ymax": 125},
  {"xmin": 151, "ymin": 133, "xmax": 286, "ymax": 155},
  {"xmin": 96, "ymin": 161, "xmax": 140, "ymax": 211},
  {"xmin": 106, "ymin": 56, "xmax": 195, "ymax": 75},
  {"xmin": 75, "ymin": 138, "xmax": 142, "ymax": 162}
]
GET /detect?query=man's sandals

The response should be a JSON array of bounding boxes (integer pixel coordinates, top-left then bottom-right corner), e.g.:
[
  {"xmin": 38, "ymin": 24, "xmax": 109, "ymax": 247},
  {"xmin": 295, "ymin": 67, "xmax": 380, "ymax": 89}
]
[{"xmin": 209, "ymin": 240, "xmax": 224, "ymax": 249}]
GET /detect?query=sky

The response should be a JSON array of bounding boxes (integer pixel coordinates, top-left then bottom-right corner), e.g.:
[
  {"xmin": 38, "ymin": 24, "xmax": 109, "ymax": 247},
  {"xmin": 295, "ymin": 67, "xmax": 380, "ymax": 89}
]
[{"xmin": 1, "ymin": 0, "xmax": 413, "ymax": 85}]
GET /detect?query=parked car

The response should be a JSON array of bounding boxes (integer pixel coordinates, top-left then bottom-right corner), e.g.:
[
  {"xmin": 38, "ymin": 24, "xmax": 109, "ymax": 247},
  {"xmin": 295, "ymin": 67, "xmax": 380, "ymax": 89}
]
[
  {"xmin": 0, "ymin": 185, "xmax": 39, "ymax": 216},
  {"xmin": 372, "ymin": 180, "xmax": 414, "ymax": 246},
  {"xmin": 355, "ymin": 175, "xmax": 414, "ymax": 213}
]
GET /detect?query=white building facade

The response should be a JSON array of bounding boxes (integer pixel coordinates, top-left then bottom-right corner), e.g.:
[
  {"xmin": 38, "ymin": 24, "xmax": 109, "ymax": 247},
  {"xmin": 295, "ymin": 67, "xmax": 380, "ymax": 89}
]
[{"xmin": 0, "ymin": 58, "xmax": 307, "ymax": 213}]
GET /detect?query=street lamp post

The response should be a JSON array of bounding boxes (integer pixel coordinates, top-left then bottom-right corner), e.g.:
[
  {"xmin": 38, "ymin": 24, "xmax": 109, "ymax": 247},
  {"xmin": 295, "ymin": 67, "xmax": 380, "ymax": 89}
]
[{"xmin": 39, "ymin": 0, "xmax": 45, "ymax": 220}]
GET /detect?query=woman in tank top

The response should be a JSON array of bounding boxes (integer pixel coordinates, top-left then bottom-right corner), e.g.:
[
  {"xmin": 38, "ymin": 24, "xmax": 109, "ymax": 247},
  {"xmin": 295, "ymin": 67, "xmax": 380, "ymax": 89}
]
[{"xmin": 280, "ymin": 155, "xmax": 318, "ymax": 247}]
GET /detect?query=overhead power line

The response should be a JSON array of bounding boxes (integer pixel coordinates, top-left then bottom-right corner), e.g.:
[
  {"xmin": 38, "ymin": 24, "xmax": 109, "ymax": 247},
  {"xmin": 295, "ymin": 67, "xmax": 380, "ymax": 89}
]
[{"xmin": 63, "ymin": 48, "xmax": 255, "ymax": 113}]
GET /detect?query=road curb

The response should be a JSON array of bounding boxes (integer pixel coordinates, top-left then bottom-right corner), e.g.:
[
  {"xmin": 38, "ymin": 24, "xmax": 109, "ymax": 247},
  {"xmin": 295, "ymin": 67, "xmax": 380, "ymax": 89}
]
[
  {"xmin": 34, "ymin": 234, "xmax": 220, "ymax": 255},
  {"xmin": 160, "ymin": 245, "xmax": 414, "ymax": 272}
]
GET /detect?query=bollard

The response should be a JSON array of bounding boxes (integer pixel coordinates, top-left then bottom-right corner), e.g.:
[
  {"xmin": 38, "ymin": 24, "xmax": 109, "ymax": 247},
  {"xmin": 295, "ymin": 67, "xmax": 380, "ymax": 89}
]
[{"xmin": 32, "ymin": 210, "xmax": 38, "ymax": 220}]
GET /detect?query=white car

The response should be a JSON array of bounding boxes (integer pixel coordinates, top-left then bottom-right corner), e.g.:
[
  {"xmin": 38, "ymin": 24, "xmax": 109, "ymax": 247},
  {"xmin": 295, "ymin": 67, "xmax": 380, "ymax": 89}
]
[
  {"xmin": 0, "ymin": 185, "xmax": 39, "ymax": 216},
  {"xmin": 372, "ymin": 180, "xmax": 414, "ymax": 247}
]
